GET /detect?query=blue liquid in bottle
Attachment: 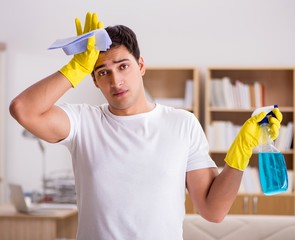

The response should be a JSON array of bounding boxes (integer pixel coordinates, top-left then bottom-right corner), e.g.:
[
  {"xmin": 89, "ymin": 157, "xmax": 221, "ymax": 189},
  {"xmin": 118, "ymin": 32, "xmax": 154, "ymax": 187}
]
[
  {"xmin": 254, "ymin": 105, "xmax": 288, "ymax": 195},
  {"xmin": 258, "ymin": 152, "xmax": 288, "ymax": 195}
]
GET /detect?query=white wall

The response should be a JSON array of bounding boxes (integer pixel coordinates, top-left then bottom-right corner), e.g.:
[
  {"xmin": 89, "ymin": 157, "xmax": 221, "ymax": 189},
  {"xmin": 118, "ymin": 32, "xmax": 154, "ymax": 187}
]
[{"xmin": 1, "ymin": 0, "xmax": 295, "ymax": 200}]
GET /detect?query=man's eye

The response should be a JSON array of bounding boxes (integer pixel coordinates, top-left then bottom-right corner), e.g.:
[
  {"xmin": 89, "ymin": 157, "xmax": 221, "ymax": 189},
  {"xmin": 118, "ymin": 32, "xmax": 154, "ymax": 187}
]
[
  {"xmin": 120, "ymin": 64, "xmax": 129, "ymax": 70},
  {"xmin": 98, "ymin": 70, "xmax": 108, "ymax": 76}
]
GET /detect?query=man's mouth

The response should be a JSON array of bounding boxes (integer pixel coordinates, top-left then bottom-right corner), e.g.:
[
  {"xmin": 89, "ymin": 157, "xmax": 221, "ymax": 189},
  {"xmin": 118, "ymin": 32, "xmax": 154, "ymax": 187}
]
[{"xmin": 113, "ymin": 89, "xmax": 128, "ymax": 97}]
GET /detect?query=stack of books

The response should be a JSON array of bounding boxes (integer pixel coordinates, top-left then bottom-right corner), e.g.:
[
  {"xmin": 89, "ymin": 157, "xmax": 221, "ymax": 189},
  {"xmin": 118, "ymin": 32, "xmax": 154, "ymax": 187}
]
[
  {"xmin": 207, "ymin": 121, "xmax": 241, "ymax": 150},
  {"xmin": 208, "ymin": 121, "xmax": 293, "ymax": 151},
  {"xmin": 275, "ymin": 122, "xmax": 294, "ymax": 151},
  {"xmin": 210, "ymin": 77, "xmax": 264, "ymax": 108},
  {"xmin": 149, "ymin": 80, "xmax": 194, "ymax": 109},
  {"xmin": 218, "ymin": 167, "xmax": 293, "ymax": 194}
]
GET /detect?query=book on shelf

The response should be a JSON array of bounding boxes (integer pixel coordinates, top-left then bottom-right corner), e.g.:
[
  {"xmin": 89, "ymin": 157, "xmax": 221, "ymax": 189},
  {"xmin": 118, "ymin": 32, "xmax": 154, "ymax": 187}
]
[
  {"xmin": 184, "ymin": 80, "xmax": 194, "ymax": 109},
  {"xmin": 208, "ymin": 121, "xmax": 240, "ymax": 150},
  {"xmin": 221, "ymin": 77, "xmax": 235, "ymax": 108},
  {"xmin": 210, "ymin": 121, "xmax": 294, "ymax": 152},
  {"xmin": 236, "ymin": 80, "xmax": 251, "ymax": 108},
  {"xmin": 254, "ymin": 81, "xmax": 264, "ymax": 107},
  {"xmin": 210, "ymin": 77, "xmax": 265, "ymax": 108},
  {"xmin": 275, "ymin": 122, "xmax": 294, "ymax": 151},
  {"xmin": 210, "ymin": 79, "xmax": 225, "ymax": 107},
  {"xmin": 238, "ymin": 167, "xmax": 293, "ymax": 194},
  {"xmin": 242, "ymin": 167, "xmax": 261, "ymax": 194},
  {"xmin": 153, "ymin": 79, "xmax": 194, "ymax": 109}
]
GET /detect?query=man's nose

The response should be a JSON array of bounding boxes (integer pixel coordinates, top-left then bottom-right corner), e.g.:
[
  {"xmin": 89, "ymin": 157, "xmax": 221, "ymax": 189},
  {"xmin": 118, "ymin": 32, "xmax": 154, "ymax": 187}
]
[{"xmin": 110, "ymin": 73, "xmax": 124, "ymax": 87}]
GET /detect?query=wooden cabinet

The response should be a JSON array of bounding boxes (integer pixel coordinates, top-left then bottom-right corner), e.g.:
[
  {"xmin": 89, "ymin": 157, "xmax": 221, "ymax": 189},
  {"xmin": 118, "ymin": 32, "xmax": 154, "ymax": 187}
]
[
  {"xmin": 229, "ymin": 194, "xmax": 294, "ymax": 215},
  {"xmin": 0, "ymin": 205, "xmax": 78, "ymax": 240},
  {"xmin": 205, "ymin": 67, "xmax": 295, "ymax": 215},
  {"xmin": 143, "ymin": 67, "xmax": 200, "ymax": 118}
]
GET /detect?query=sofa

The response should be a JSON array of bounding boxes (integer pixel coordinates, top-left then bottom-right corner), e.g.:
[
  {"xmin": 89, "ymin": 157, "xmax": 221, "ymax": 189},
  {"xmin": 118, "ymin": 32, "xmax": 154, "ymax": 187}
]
[{"xmin": 183, "ymin": 214, "xmax": 295, "ymax": 240}]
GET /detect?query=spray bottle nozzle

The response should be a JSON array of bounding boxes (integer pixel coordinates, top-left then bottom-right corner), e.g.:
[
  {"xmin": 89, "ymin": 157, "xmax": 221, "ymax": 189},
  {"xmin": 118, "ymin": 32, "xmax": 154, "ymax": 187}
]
[{"xmin": 251, "ymin": 104, "xmax": 278, "ymax": 125}]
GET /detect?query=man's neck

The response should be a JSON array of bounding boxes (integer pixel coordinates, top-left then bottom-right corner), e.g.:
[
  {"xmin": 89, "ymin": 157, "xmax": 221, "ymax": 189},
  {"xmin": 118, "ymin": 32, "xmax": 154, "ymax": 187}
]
[{"xmin": 108, "ymin": 101, "xmax": 155, "ymax": 116}]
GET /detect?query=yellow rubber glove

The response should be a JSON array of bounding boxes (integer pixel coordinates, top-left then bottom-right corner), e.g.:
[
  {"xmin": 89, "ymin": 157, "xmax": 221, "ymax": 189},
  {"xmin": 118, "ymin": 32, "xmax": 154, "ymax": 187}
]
[
  {"xmin": 224, "ymin": 108, "xmax": 283, "ymax": 171},
  {"xmin": 59, "ymin": 12, "xmax": 104, "ymax": 87},
  {"xmin": 268, "ymin": 108, "xmax": 283, "ymax": 141}
]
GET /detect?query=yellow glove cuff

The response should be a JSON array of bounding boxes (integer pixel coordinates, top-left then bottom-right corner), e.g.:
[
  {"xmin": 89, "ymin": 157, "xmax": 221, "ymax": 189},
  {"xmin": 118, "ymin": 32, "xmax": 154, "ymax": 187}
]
[
  {"xmin": 224, "ymin": 111, "xmax": 267, "ymax": 171},
  {"xmin": 59, "ymin": 60, "xmax": 89, "ymax": 88},
  {"xmin": 224, "ymin": 138, "xmax": 252, "ymax": 171}
]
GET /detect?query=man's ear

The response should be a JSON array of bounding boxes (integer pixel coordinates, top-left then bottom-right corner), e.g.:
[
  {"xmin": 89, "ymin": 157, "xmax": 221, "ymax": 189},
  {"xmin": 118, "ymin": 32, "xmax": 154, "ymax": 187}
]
[
  {"xmin": 91, "ymin": 72, "xmax": 100, "ymax": 88},
  {"xmin": 138, "ymin": 56, "xmax": 145, "ymax": 76}
]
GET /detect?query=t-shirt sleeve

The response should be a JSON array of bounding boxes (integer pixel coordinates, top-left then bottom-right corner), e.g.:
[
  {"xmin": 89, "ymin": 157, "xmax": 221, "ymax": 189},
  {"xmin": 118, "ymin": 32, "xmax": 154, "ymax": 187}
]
[
  {"xmin": 56, "ymin": 103, "xmax": 81, "ymax": 150},
  {"xmin": 186, "ymin": 114, "xmax": 217, "ymax": 172}
]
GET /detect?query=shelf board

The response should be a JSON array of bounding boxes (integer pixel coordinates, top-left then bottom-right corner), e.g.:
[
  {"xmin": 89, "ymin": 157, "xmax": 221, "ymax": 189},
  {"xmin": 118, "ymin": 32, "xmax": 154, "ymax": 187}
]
[
  {"xmin": 236, "ymin": 193, "xmax": 294, "ymax": 197},
  {"xmin": 209, "ymin": 106, "xmax": 294, "ymax": 112},
  {"xmin": 210, "ymin": 150, "xmax": 294, "ymax": 155}
]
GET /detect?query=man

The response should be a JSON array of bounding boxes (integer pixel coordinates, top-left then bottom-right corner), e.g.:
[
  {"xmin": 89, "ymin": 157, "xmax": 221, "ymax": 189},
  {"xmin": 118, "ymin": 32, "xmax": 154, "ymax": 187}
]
[{"xmin": 10, "ymin": 12, "xmax": 282, "ymax": 240}]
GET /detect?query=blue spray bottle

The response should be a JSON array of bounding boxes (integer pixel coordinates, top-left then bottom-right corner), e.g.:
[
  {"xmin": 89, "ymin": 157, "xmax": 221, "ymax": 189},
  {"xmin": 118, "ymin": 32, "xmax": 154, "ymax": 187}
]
[{"xmin": 252, "ymin": 105, "xmax": 288, "ymax": 195}]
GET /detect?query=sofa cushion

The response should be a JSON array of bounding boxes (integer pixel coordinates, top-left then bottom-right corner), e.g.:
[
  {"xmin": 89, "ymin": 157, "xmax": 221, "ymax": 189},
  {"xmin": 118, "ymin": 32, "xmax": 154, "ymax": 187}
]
[{"xmin": 183, "ymin": 214, "xmax": 295, "ymax": 240}]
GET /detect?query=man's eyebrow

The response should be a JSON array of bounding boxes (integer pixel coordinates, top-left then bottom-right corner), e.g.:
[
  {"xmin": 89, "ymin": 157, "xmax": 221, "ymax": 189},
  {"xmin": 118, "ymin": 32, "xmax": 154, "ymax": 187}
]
[{"xmin": 94, "ymin": 58, "xmax": 130, "ymax": 72}]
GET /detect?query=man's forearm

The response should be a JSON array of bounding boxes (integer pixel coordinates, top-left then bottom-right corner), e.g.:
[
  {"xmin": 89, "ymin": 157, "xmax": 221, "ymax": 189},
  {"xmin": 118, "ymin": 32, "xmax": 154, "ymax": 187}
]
[{"xmin": 206, "ymin": 164, "xmax": 243, "ymax": 221}]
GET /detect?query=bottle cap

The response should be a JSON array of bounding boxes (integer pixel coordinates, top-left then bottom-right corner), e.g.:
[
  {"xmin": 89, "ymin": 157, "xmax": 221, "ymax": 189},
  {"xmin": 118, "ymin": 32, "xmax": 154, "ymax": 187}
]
[{"xmin": 258, "ymin": 104, "xmax": 278, "ymax": 125}]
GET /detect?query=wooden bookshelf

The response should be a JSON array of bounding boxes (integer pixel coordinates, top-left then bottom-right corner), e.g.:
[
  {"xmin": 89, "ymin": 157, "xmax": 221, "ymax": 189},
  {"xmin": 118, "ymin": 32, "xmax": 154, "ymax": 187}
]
[
  {"xmin": 143, "ymin": 67, "xmax": 200, "ymax": 118},
  {"xmin": 205, "ymin": 67, "xmax": 295, "ymax": 215}
]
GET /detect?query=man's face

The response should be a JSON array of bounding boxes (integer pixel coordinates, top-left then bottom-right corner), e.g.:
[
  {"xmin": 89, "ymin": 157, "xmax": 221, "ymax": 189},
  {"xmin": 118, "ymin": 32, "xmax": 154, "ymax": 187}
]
[{"xmin": 92, "ymin": 45, "xmax": 146, "ymax": 115}]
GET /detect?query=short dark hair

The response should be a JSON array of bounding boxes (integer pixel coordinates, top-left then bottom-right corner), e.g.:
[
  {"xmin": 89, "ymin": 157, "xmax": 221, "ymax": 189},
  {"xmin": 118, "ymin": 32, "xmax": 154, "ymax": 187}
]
[{"xmin": 105, "ymin": 25, "xmax": 140, "ymax": 61}]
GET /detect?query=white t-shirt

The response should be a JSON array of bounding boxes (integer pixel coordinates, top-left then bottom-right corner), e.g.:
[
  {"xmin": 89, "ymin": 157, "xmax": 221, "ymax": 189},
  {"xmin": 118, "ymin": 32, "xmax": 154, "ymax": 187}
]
[{"xmin": 58, "ymin": 103, "xmax": 216, "ymax": 240}]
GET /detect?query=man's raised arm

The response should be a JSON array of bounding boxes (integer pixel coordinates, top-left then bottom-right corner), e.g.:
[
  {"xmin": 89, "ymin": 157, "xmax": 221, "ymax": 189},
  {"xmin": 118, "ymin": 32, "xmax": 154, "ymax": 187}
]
[{"xmin": 9, "ymin": 12, "xmax": 103, "ymax": 143}]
